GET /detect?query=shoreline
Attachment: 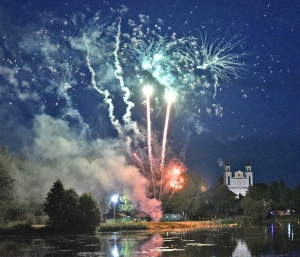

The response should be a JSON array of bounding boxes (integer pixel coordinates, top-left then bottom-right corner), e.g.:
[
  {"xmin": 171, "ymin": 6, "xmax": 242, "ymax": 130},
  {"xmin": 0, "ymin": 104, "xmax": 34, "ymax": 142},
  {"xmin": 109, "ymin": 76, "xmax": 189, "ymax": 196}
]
[
  {"xmin": 2, "ymin": 218, "xmax": 299, "ymax": 235},
  {"xmin": 143, "ymin": 221, "xmax": 239, "ymax": 232}
]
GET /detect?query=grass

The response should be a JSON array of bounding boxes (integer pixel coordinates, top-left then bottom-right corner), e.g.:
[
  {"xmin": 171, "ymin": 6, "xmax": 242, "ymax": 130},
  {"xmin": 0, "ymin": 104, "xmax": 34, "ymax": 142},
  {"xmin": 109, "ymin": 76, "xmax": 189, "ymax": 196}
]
[
  {"xmin": 0, "ymin": 223, "xmax": 37, "ymax": 236},
  {"xmin": 9, "ymin": 217, "xmax": 296, "ymax": 235},
  {"xmin": 99, "ymin": 220, "xmax": 148, "ymax": 232}
]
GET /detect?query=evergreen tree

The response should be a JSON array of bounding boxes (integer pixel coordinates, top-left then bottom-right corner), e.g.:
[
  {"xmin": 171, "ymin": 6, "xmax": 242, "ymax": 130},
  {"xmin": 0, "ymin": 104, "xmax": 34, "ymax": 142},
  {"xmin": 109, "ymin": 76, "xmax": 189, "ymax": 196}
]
[
  {"xmin": 292, "ymin": 184, "xmax": 300, "ymax": 213},
  {"xmin": 210, "ymin": 184, "xmax": 236, "ymax": 218},
  {"xmin": 245, "ymin": 185, "xmax": 262, "ymax": 200},
  {"xmin": 43, "ymin": 180, "xmax": 65, "ymax": 227},
  {"xmin": 268, "ymin": 181, "xmax": 280, "ymax": 201}
]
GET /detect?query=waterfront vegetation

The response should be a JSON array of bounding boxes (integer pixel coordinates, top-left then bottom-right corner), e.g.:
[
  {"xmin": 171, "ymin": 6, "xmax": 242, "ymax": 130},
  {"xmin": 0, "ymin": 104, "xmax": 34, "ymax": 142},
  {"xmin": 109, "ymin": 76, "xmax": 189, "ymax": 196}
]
[
  {"xmin": 1, "ymin": 146, "xmax": 300, "ymax": 235},
  {"xmin": 1, "ymin": 214, "xmax": 300, "ymax": 236}
]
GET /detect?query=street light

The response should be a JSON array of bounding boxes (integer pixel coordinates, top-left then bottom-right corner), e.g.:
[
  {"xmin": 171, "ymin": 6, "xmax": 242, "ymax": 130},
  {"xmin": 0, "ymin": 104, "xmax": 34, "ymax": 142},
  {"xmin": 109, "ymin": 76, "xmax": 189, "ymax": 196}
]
[{"xmin": 111, "ymin": 195, "xmax": 118, "ymax": 221}]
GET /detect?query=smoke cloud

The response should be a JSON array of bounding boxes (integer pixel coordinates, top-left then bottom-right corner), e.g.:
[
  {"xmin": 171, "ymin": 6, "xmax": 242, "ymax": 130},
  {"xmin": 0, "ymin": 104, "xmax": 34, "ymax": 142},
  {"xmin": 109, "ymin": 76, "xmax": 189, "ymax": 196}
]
[{"xmin": 20, "ymin": 114, "xmax": 161, "ymax": 219}]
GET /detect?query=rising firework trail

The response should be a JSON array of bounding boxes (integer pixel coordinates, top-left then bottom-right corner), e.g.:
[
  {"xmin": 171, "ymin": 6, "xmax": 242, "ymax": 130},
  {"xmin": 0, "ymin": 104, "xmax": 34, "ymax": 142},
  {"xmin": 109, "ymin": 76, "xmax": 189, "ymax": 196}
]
[
  {"xmin": 144, "ymin": 86, "xmax": 156, "ymax": 198},
  {"xmin": 159, "ymin": 91, "xmax": 176, "ymax": 200}
]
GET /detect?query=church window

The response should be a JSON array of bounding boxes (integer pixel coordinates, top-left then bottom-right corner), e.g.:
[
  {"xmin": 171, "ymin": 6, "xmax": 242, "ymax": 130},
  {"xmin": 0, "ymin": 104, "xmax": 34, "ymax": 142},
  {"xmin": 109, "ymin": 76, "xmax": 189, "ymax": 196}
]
[
  {"xmin": 249, "ymin": 176, "xmax": 251, "ymax": 186},
  {"xmin": 228, "ymin": 176, "xmax": 230, "ymax": 185}
]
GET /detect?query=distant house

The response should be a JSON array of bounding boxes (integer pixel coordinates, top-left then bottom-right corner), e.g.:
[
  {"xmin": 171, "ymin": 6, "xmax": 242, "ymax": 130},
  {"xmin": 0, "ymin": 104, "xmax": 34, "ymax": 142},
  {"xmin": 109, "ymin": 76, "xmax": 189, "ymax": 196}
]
[
  {"xmin": 118, "ymin": 213, "xmax": 131, "ymax": 222},
  {"xmin": 135, "ymin": 212, "xmax": 149, "ymax": 221},
  {"xmin": 223, "ymin": 161, "xmax": 253, "ymax": 198},
  {"xmin": 160, "ymin": 213, "xmax": 181, "ymax": 221}
]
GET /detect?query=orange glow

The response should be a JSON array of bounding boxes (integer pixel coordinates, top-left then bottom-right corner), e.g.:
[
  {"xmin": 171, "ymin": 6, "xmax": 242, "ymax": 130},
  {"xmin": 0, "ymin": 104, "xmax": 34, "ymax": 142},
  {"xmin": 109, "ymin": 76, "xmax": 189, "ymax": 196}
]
[
  {"xmin": 201, "ymin": 186, "xmax": 207, "ymax": 192},
  {"xmin": 164, "ymin": 160, "xmax": 186, "ymax": 193}
]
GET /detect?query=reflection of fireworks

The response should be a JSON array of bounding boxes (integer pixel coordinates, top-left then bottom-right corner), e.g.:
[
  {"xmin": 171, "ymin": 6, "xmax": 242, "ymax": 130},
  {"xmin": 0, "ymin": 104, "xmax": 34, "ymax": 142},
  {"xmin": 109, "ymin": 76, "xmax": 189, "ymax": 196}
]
[{"xmin": 136, "ymin": 233, "xmax": 163, "ymax": 257}]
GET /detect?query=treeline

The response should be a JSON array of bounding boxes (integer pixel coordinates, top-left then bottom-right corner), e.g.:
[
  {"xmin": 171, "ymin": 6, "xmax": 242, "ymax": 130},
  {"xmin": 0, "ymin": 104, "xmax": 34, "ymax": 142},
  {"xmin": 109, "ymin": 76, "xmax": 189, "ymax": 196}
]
[
  {"xmin": 242, "ymin": 179, "xmax": 300, "ymax": 220},
  {"xmin": 160, "ymin": 173, "xmax": 300, "ymax": 221},
  {"xmin": 0, "ymin": 146, "xmax": 104, "ymax": 229},
  {"xmin": 0, "ymin": 146, "xmax": 102, "ymax": 232},
  {"xmin": 0, "ymin": 146, "xmax": 52, "ymax": 223},
  {"xmin": 1, "ymin": 145, "xmax": 300, "ymax": 227}
]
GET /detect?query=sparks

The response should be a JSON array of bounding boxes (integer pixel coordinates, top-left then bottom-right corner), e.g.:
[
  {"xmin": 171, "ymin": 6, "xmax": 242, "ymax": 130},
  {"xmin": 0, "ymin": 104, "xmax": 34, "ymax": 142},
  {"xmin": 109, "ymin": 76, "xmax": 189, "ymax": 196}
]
[
  {"xmin": 144, "ymin": 85, "xmax": 156, "ymax": 197},
  {"xmin": 159, "ymin": 90, "xmax": 176, "ymax": 200},
  {"xmin": 164, "ymin": 160, "xmax": 186, "ymax": 193},
  {"xmin": 169, "ymin": 168, "xmax": 185, "ymax": 190}
]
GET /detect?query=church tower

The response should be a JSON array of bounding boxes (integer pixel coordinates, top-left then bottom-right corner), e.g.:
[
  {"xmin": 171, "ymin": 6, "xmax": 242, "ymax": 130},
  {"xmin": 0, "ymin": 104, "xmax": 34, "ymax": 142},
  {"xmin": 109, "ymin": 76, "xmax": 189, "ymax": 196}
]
[
  {"xmin": 223, "ymin": 161, "xmax": 232, "ymax": 187},
  {"xmin": 245, "ymin": 161, "xmax": 253, "ymax": 186}
]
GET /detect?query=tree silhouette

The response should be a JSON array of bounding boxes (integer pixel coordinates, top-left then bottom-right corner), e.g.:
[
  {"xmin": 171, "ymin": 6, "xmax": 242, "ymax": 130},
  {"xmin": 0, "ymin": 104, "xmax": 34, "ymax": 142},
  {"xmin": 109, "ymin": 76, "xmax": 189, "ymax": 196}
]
[{"xmin": 44, "ymin": 180, "xmax": 101, "ymax": 233}]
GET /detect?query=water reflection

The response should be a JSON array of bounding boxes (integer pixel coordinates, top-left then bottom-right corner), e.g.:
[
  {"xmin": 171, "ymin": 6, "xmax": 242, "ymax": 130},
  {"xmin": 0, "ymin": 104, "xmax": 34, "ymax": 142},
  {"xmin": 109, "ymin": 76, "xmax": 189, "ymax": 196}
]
[
  {"xmin": 135, "ymin": 233, "xmax": 163, "ymax": 256},
  {"xmin": 288, "ymin": 223, "xmax": 293, "ymax": 240},
  {"xmin": 232, "ymin": 239, "xmax": 251, "ymax": 257},
  {"xmin": 0, "ymin": 222, "xmax": 299, "ymax": 256}
]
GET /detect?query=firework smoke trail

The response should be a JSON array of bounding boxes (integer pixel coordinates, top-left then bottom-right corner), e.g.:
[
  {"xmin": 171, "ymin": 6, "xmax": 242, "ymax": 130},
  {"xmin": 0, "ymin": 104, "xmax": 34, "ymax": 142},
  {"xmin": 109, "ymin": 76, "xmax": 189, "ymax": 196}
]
[
  {"xmin": 159, "ymin": 99, "xmax": 172, "ymax": 200},
  {"xmin": 144, "ymin": 86, "xmax": 156, "ymax": 198},
  {"xmin": 113, "ymin": 17, "xmax": 140, "ymax": 137},
  {"xmin": 85, "ymin": 39, "xmax": 124, "ymax": 138}
]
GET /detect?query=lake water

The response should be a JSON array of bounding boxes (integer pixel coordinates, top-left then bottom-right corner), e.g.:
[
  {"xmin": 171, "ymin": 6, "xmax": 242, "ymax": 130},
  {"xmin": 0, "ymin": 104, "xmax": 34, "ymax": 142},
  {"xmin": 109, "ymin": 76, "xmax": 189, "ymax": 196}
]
[{"xmin": 0, "ymin": 222, "xmax": 299, "ymax": 256}]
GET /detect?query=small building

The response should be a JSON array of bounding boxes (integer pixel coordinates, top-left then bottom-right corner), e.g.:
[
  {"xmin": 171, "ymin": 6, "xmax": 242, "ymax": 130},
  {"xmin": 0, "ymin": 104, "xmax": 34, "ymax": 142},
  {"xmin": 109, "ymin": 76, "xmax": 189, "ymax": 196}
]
[
  {"xmin": 118, "ymin": 213, "xmax": 131, "ymax": 222},
  {"xmin": 135, "ymin": 212, "xmax": 149, "ymax": 221},
  {"xmin": 223, "ymin": 161, "xmax": 253, "ymax": 198},
  {"xmin": 160, "ymin": 213, "xmax": 181, "ymax": 221}
]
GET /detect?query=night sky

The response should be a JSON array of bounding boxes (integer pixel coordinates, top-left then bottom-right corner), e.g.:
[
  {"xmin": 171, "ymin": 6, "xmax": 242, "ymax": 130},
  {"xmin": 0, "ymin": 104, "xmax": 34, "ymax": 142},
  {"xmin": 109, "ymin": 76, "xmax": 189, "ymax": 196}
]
[{"xmin": 1, "ymin": 0, "xmax": 300, "ymax": 190}]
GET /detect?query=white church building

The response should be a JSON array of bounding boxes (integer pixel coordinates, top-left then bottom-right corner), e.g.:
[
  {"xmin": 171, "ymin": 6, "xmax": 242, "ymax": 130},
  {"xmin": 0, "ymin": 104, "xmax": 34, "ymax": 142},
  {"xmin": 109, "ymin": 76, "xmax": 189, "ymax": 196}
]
[{"xmin": 223, "ymin": 161, "xmax": 253, "ymax": 197}]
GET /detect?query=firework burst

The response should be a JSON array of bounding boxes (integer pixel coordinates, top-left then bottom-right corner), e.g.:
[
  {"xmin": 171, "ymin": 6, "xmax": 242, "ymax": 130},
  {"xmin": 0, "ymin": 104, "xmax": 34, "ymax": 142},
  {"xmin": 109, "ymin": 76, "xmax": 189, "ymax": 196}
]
[{"xmin": 163, "ymin": 160, "xmax": 186, "ymax": 194}]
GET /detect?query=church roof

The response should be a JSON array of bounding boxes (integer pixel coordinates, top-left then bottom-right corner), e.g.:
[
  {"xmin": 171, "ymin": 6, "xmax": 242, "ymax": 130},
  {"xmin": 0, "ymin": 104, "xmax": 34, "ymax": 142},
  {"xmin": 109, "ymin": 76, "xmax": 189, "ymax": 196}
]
[
  {"xmin": 246, "ymin": 161, "xmax": 251, "ymax": 166},
  {"xmin": 206, "ymin": 177, "xmax": 237, "ymax": 197}
]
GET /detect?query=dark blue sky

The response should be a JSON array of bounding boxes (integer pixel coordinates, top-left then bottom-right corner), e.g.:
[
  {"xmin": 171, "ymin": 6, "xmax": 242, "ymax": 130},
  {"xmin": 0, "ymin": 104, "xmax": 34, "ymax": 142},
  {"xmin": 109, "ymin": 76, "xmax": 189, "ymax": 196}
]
[{"xmin": 1, "ymin": 0, "xmax": 300, "ymax": 188}]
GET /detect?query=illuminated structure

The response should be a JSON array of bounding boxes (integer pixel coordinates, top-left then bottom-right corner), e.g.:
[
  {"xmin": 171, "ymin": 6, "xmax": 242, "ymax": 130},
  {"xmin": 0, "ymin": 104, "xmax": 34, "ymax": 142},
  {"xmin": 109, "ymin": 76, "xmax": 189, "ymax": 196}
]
[
  {"xmin": 111, "ymin": 195, "xmax": 118, "ymax": 220},
  {"xmin": 223, "ymin": 161, "xmax": 253, "ymax": 198}
]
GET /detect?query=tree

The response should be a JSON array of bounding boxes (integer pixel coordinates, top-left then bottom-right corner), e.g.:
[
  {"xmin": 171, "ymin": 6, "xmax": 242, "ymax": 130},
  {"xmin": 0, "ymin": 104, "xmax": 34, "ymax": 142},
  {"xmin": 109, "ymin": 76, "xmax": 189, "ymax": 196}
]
[
  {"xmin": 60, "ymin": 188, "xmax": 79, "ymax": 229},
  {"xmin": 268, "ymin": 181, "xmax": 280, "ymax": 209},
  {"xmin": 278, "ymin": 178, "xmax": 292, "ymax": 210},
  {"xmin": 242, "ymin": 197, "xmax": 271, "ymax": 221},
  {"xmin": 44, "ymin": 180, "xmax": 101, "ymax": 233},
  {"xmin": 245, "ymin": 185, "xmax": 262, "ymax": 200},
  {"xmin": 163, "ymin": 173, "xmax": 206, "ymax": 219},
  {"xmin": 292, "ymin": 184, "xmax": 300, "ymax": 213},
  {"xmin": 209, "ymin": 184, "xmax": 237, "ymax": 218},
  {"xmin": 78, "ymin": 193, "xmax": 101, "ymax": 232},
  {"xmin": 118, "ymin": 188, "xmax": 139, "ymax": 216},
  {"xmin": 43, "ymin": 180, "xmax": 65, "ymax": 227},
  {"xmin": 255, "ymin": 183, "xmax": 269, "ymax": 195},
  {"xmin": 0, "ymin": 148, "xmax": 14, "ymax": 221}
]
